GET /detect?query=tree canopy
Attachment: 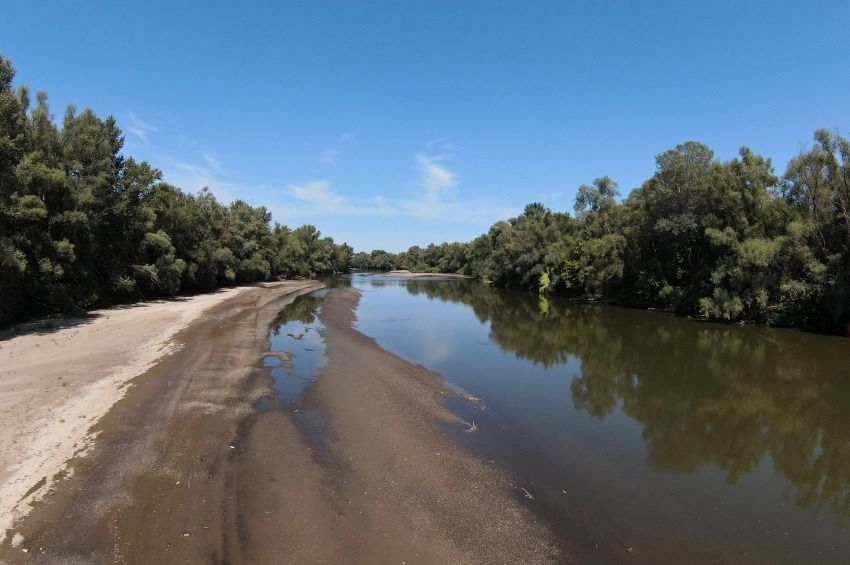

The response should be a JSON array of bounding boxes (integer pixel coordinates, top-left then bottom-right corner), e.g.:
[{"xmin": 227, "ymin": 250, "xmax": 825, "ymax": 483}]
[
  {"xmin": 354, "ymin": 137, "xmax": 850, "ymax": 333},
  {"xmin": 0, "ymin": 55, "xmax": 352, "ymax": 326},
  {"xmin": 3, "ymin": 52, "xmax": 848, "ymax": 333}
]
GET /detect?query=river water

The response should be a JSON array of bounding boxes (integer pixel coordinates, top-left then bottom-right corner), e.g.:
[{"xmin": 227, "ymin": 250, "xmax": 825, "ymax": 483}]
[{"xmin": 335, "ymin": 273, "xmax": 850, "ymax": 564}]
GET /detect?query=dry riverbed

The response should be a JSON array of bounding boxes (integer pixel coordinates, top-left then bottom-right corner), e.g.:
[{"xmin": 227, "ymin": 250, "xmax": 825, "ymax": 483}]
[{"xmin": 0, "ymin": 283, "xmax": 558, "ymax": 563}]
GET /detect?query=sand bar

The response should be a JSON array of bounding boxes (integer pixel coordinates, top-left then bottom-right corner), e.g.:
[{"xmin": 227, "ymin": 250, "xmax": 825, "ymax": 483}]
[
  {"xmin": 385, "ymin": 269, "xmax": 472, "ymax": 278},
  {"xmin": 0, "ymin": 283, "xmax": 313, "ymax": 542},
  {"xmin": 0, "ymin": 284, "xmax": 557, "ymax": 563}
]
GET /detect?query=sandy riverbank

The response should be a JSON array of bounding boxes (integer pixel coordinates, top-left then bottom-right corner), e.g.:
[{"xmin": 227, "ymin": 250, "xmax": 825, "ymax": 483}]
[
  {"xmin": 0, "ymin": 282, "xmax": 317, "ymax": 545},
  {"xmin": 0, "ymin": 284, "xmax": 557, "ymax": 563},
  {"xmin": 385, "ymin": 269, "xmax": 472, "ymax": 278}
]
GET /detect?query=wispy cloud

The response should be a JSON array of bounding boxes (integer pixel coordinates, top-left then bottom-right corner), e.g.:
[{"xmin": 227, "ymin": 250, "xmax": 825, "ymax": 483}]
[
  {"xmin": 415, "ymin": 152, "xmax": 457, "ymax": 200},
  {"xmin": 402, "ymin": 144, "xmax": 518, "ymax": 222},
  {"xmin": 317, "ymin": 132, "xmax": 355, "ymax": 167},
  {"xmin": 163, "ymin": 158, "xmax": 241, "ymax": 204},
  {"xmin": 318, "ymin": 149, "xmax": 338, "ymax": 166},
  {"xmin": 202, "ymin": 152, "xmax": 221, "ymax": 171},
  {"xmin": 161, "ymin": 137, "xmax": 517, "ymax": 236},
  {"xmin": 425, "ymin": 138, "xmax": 457, "ymax": 152},
  {"xmin": 280, "ymin": 143, "xmax": 514, "ymax": 225},
  {"xmin": 287, "ymin": 179, "xmax": 345, "ymax": 207},
  {"xmin": 283, "ymin": 178, "xmax": 394, "ymax": 217},
  {"xmin": 160, "ymin": 146, "xmax": 235, "ymax": 201},
  {"xmin": 126, "ymin": 112, "xmax": 158, "ymax": 143}
]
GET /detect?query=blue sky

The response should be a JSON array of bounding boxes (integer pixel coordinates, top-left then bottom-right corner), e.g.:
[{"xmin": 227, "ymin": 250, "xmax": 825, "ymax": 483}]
[{"xmin": 4, "ymin": 1, "xmax": 849, "ymax": 251}]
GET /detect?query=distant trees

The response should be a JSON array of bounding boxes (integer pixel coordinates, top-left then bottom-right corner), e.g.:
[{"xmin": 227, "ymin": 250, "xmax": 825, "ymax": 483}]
[
  {"xmin": 352, "ymin": 132, "xmax": 850, "ymax": 333},
  {"xmin": 0, "ymin": 55, "xmax": 351, "ymax": 326}
]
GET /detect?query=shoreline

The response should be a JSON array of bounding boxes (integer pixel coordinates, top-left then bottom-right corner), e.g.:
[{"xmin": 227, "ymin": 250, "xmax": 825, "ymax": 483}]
[
  {"xmin": 383, "ymin": 270, "xmax": 472, "ymax": 278},
  {"xmin": 0, "ymin": 284, "xmax": 558, "ymax": 563},
  {"xmin": 304, "ymin": 287, "xmax": 558, "ymax": 562},
  {"xmin": 0, "ymin": 282, "xmax": 319, "ymax": 547}
]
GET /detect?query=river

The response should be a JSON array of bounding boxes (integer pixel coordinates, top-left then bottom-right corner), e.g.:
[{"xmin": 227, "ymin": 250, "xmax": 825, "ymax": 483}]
[{"xmin": 271, "ymin": 273, "xmax": 850, "ymax": 564}]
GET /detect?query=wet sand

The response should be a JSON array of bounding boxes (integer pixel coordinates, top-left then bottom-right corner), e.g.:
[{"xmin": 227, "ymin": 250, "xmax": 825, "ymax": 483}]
[
  {"xmin": 0, "ymin": 284, "xmax": 272, "ymax": 540},
  {"xmin": 0, "ymin": 286, "xmax": 558, "ymax": 563}
]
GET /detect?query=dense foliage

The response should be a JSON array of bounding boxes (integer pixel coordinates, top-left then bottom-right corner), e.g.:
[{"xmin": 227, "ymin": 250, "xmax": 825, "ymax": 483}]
[
  {"xmin": 0, "ymin": 56, "xmax": 351, "ymax": 326},
  {"xmin": 3, "ymin": 51, "xmax": 848, "ymax": 333},
  {"xmin": 356, "ymin": 138, "xmax": 850, "ymax": 333}
]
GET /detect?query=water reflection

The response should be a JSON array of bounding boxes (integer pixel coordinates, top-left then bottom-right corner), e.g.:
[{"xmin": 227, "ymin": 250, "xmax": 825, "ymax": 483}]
[
  {"xmin": 270, "ymin": 292, "xmax": 324, "ymax": 329},
  {"xmin": 400, "ymin": 278, "xmax": 850, "ymax": 524},
  {"xmin": 265, "ymin": 293, "xmax": 326, "ymax": 406}
]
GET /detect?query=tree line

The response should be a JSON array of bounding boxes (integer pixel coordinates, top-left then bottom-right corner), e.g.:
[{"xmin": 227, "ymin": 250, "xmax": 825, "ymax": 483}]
[
  {"xmin": 0, "ymin": 55, "xmax": 352, "ymax": 326},
  {"xmin": 3, "ymin": 51, "xmax": 848, "ymax": 333},
  {"xmin": 354, "ymin": 136, "xmax": 850, "ymax": 333}
]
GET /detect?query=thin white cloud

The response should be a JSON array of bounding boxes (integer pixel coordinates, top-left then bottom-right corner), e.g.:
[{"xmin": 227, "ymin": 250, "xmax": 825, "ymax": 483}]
[
  {"xmin": 317, "ymin": 132, "xmax": 356, "ymax": 167},
  {"xmin": 287, "ymin": 179, "xmax": 345, "ymax": 207},
  {"xmin": 318, "ymin": 149, "xmax": 338, "ymax": 166},
  {"xmin": 163, "ymin": 159, "xmax": 240, "ymax": 204},
  {"xmin": 283, "ymin": 179, "xmax": 395, "ymax": 217},
  {"xmin": 161, "ymin": 138, "xmax": 516, "ymax": 233},
  {"xmin": 202, "ymin": 152, "xmax": 221, "ymax": 171},
  {"xmin": 415, "ymin": 152, "xmax": 457, "ymax": 200},
  {"xmin": 425, "ymin": 138, "xmax": 457, "ymax": 152},
  {"xmin": 160, "ymin": 147, "xmax": 233, "ymax": 201},
  {"xmin": 278, "ymin": 142, "xmax": 516, "ymax": 224},
  {"xmin": 286, "ymin": 144, "xmax": 462, "ymax": 220},
  {"xmin": 126, "ymin": 112, "xmax": 158, "ymax": 143}
]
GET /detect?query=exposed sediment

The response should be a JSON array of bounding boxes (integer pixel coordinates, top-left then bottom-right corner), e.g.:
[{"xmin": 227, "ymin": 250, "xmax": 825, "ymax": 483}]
[
  {"xmin": 0, "ymin": 284, "xmax": 558, "ymax": 564},
  {"xmin": 0, "ymin": 284, "xmax": 264, "ymax": 541}
]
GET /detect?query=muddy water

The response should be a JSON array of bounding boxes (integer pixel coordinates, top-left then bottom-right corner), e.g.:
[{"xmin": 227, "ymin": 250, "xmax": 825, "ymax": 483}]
[{"xmin": 343, "ymin": 273, "xmax": 850, "ymax": 564}]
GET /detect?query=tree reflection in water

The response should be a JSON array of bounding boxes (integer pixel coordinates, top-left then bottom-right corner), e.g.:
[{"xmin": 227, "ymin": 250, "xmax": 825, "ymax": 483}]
[
  {"xmin": 404, "ymin": 279, "xmax": 850, "ymax": 524},
  {"xmin": 270, "ymin": 294, "xmax": 322, "ymax": 333}
]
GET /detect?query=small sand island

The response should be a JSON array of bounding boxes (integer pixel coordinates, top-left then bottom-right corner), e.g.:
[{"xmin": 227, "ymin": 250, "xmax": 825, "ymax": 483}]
[{"xmin": 385, "ymin": 269, "xmax": 472, "ymax": 278}]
